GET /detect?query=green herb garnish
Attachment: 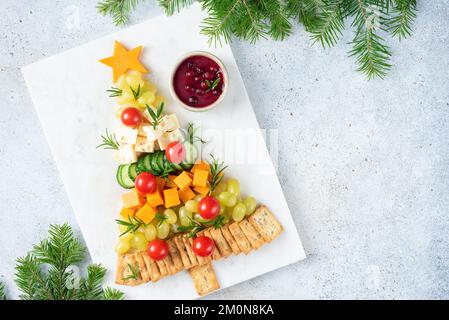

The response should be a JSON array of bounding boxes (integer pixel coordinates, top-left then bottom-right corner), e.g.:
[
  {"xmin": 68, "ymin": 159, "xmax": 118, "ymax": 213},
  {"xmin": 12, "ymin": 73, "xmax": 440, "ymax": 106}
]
[
  {"xmin": 97, "ymin": 129, "xmax": 120, "ymax": 150},
  {"xmin": 130, "ymin": 84, "xmax": 142, "ymax": 100},
  {"xmin": 107, "ymin": 86, "xmax": 123, "ymax": 97},
  {"xmin": 177, "ymin": 215, "xmax": 226, "ymax": 238},
  {"xmin": 186, "ymin": 122, "xmax": 207, "ymax": 145},
  {"xmin": 116, "ymin": 216, "xmax": 145, "ymax": 237},
  {"xmin": 208, "ymin": 154, "xmax": 227, "ymax": 194},
  {"xmin": 122, "ymin": 262, "xmax": 140, "ymax": 281},
  {"xmin": 146, "ymin": 102, "xmax": 165, "ymax": 129},
  {"xmin": 205, "ymin": 78, "xmax": 220, "ymax": 93}
]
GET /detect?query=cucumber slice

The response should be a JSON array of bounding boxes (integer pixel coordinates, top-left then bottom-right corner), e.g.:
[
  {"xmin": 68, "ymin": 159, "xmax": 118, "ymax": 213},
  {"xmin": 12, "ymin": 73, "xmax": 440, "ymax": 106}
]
[
  {"xmin": 117, "ymin": 164, "xmax": 134, "ymax": 189},
  {"xmin": 183, "ymin": 142, "xmax": 198, "ymax": 165},
  {"xmin": 180, "ymin": 161, "xmax": 193, "ymax": 171},
  {"xmin": 137, "ymin": 156, "xmax": 147, "ymax": 174},
  {"xmin": 143, "ymin": 154, "xmax": 159, "ymax": 175},
  {"xmin": 157, "ymin": 151, "xmax": 166, "ymax": 172},
  {"xmin": 171, "ymin": 162, "xmax": 183, "ymax": 171},
  {"xmin": 128, "ymin": 163, "xmax": 138, "ymax": 181}
]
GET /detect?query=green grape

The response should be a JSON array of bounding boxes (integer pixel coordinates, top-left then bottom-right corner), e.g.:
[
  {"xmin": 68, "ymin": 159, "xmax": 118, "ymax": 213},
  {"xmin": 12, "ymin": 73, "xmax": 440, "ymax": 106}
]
[
  {"xmin": 126, "ymin": 73, "xmax": 144, "ymax": 89},
  {"xmin": 232, "ymin": 203, "xmax": 246, "ymax": 222},
  {"xmin": 120, "ymin": 232, "xmax": 133, "ymax": 243},
  {"xmin": 243, "ymin": 196, "xmax": 257, "ymax": 216},
  {"xmin": 137, "ymin": 91, "xmax": 155, "ymax": 106},
  {"xmin": 171, "ymin": 223, "xmax": 181, "ymax": 233},
  {"xmin": 179, "ymin": 206, "xmax": 193, "ymax": 226},
  {"xmin": 227, "ymin": 178, "xmax": 240, "ymax": 196},
  {"xmin": 185, "ymin": 200, "xmax": 198, "ymax": 213},
  {"xmin": 143, "ymin": 224, "xmax": 157, "ymax": 241},
  {"xmin": 218, "ymin": 191, "xmax": 237, "ymax": 207},
  {"xmin": 131, "ymin": 231, "xmax": 147, "ymax": 250},
  {"xmin": 118, "ymin": 224, "xmax": 128, "ymax": 233},
  {"xmin": 194, "ymin": 195, "xmax": 204, "ymax": 202},
  {"xmin": 221, "ymin": 213, "xmax": 230, "ymax": 224},
  {"xmin": 164, "ymin": 209, "xmax": 178, "ymax": 224},
  {"xmin": 194, "ymin": 213, "xmax": 210, "ymax": 224},
  {"xmin": 115, "ymin": 240, "xmax": 131, "ymax": 254},
  {"xmin": 117, "ymin": 90, "xmax": 134, "ymax": 106},
  {"xmin": 157, "ymin": 222, "xmax": 170, "ymax": 239},
  {"xmin": 213, "ymin": 182, "xmax": 227, "ymax": 195}
]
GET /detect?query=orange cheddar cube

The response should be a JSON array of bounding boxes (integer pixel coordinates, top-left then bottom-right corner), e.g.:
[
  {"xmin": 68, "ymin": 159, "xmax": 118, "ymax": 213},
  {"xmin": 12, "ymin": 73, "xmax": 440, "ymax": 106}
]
[
  {"xmin": 174, "ymin": 171, "xmax": 192, "ymax": 191},
  {"xmin": 191, "ymin": 161, "xmax": 210, "ymax": 174},
  {"xmin": 166, "ymin": 175, "xmax": 177, "ymax": 188},
  {"xmin": 146, "ymin": 190, "xmax": 164, "ymax": 207},
  {"xmin": 156, "ymin": 177, "xmax": 166, "ymax": 190},
  {"xmin": 178, "ymin": 187, "xmax": 195, "ymax": 203},
  {"xmin": 121, "ymin": 189, "xmax": 144, "ymax": 209},
  {"xmin": 192, "ymin": 169, "xmax": 209, "ymax": 187},
  {"xmin": 163, "ymin": 188, "xmax": 181, "ymax": 208},
  {"xmin": 135, "ymin": 203, "xmax": 157, "ymax": 224},
  {"xmin": 193, "ymin": 185, "xmax": 210, "ymax": 196},
  {"xmin": 120, "ymin": 207, "xmax": 135, "ymax": 219}
]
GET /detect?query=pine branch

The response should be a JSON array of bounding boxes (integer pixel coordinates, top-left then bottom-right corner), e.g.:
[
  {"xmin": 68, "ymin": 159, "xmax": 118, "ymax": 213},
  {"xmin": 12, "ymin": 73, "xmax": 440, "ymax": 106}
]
[
  {"xmin": 388, "ymin": 0, "xmax": 417, "ymax": 39},
  {"xmin": 15, "ymin": 254, "xmax": 51, "ymax": 300},
  {"xmin": 309, "ymin": 2, "xmax": 345, "ymax": 47},
  {"xmin": 77, "ymin": 264, "xmax": 107, "ymax": 300},
  {"xmin": 97, "ymin": 0, "xmax": 144, "ymax": 26},
  {"xmin": 103, "ymin": 287, "xmax": 125, "ymax": 300},
  {"xmin": 159, "ymin": 0, "xmax": 195, "ymax": 15},
  {"xmin": 0, "ymin": 282, "xmax": 7, "ymax": 300}
]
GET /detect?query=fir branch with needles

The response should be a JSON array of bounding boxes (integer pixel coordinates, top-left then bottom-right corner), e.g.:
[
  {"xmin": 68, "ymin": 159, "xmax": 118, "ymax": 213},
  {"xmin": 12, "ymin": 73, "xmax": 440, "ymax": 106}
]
[
  {"xmin": 97, "ymin": 129, "xmax": 120, "ymax": 150},
  {"xmin": 0, "ymin": 282, "xmax": 6, "ymax": 300},
  {"xmin": 13, "ymin": 223, "xmax": 123, "ymax": 300},
  {"xmin": 97, "ymin": 0, "xmax": 144, "ymax": 26}
]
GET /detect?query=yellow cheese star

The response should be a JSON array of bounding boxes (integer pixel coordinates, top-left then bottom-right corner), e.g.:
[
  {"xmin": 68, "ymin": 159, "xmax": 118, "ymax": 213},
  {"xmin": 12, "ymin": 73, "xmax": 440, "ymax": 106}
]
[{"xmin": 99, "ymin": 41, "xmax": 148, "ymax": 83}]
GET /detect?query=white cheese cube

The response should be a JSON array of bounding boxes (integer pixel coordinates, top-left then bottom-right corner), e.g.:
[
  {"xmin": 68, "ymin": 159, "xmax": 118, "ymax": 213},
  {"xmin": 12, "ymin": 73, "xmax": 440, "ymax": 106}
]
[
  {"xmin": 135, "ymin": 136, "xmax": 155, "ymax": 153},
  {"xmin": 117, "ymin": 144, "xmax": 137, "ymax": 164},
  {"xmin": 157, "ymin": 129, "xmax": 184, "ymax": 150},
  {"xmin": 159, "ymin": 114, "xmax": 180, "ymax": 132},
  {"xmin": 115, "ymin": 127, "xmax": 138, "ymax": 145},
  {"xmin": 142, "ymin": 126, "xmax": 162, "ymax": 142}
]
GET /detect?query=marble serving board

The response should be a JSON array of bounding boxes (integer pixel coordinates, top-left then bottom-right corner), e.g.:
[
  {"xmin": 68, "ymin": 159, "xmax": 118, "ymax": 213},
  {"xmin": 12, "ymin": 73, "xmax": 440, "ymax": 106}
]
[{"xmin": 22, "ymin": 3, "xmax": 306, "ymax": 299}]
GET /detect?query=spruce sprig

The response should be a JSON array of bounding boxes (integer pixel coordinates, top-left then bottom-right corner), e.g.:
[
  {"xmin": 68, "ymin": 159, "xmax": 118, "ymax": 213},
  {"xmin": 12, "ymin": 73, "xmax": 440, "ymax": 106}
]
[
  {"xmin": 0, "ymin": 282, "xmax": 6, "ymax": 300},
  {"xmin": 97, "ymin": 0, "xmax": 144, "ymax": 26},
  {"xmin": 14, "ymin": 224, "xmax": 123, "ymax": 300}
]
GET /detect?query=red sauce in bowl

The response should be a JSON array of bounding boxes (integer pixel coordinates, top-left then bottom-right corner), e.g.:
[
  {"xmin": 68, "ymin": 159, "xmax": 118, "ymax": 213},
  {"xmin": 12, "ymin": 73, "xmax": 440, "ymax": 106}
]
[{"xmin": 172, "ymin": 55, "xmax": 225, "ymax": 108}]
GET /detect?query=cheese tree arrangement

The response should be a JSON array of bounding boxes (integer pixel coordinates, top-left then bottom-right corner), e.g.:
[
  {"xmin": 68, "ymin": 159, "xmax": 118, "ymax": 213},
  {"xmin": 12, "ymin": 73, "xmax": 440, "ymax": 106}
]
[
  {"xmin": 97, "ymin": 0, "xmax": 418, "ymax": 79},
  {"xmin": 98, "ymin": 41, "xmax": 286, "ymax": 296}
]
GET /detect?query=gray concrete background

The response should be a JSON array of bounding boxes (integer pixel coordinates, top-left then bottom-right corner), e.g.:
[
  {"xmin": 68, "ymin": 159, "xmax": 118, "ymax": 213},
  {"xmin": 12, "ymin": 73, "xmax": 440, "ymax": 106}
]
[{"xmin": 1, "ymin": 1, "xmax": 448, "ymax": 299}]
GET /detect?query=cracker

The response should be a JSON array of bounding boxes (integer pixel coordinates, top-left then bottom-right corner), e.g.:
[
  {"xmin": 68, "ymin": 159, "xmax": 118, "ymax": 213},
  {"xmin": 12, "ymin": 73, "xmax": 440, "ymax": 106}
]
[
  {"xmin": 162, "ymin": 252, "xmax": 178, "ymax": 275},
  {"xmin": 228, "ymin": 222, "xmax": 252, "ymax": 254},
  {"xmin": 122, "ymin": 253, "xmax": 143, "ymax": 286},
  {"xmin": 239, "ymin": 219, "xmax": 265, "ymax": 250},
  {"xmin": 182, "ymin": 235, "xmax": 199, "ymax": 266},
  {"xmin": 174, "ymin": 235, "xmax": 193, "ymax": 268},
  {"xmin": 248, "ymin": 205, "xmax": 283, "ymax": 242},
  {"xmin": 167, "ymin": 238, "xmax": 184, "ymax": 273},
  {"xmin": 156, "ymin": 259, "xmax": 168, "ymax": 276},
  {"xmin": 115, "ymin": 254, "xmax": 126, "ymax": 285},
  {"xmin": 188, "ymin": 262, "xmax": 220, "ymax": 296},
  {"xmin": 220, "ymin": 224, "xmax": 241, "ymax": 255},
  {"xmin": 200, "ymin": 229, "xmax": 221, "ymax": 260},
  {"xmin": 209, "ymin": 227, "xmax": 232, "ymax": 257},
  {"xmin": 134, "ymin": 252, "xmax": 150, "ymax": 282},
  {"xmin": 188, "ymin": 236, "xmax": 211, "ymax": 265},
  {"xmin": 142, "ymin": 252, "xmax": 163, "ymax": 282}
]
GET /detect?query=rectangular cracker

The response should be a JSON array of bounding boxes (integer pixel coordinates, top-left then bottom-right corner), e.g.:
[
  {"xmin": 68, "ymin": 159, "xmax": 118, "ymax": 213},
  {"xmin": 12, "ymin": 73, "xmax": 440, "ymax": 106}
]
[
  {"xmin": 167, "ymin": 238, "xmax": 184, "ymax": 273},
  {"xmin": 188, "ymin": 262, "xmax": 220, "ymax": 296},
  {"xmin": 239, "ymin": 219, "xmax": 265, "ymax": 250},
  {"xmin": 248, "ymin": 205, "xmax": 284, "ymax": 242},
  {"xmin": 142, "ymin": 252, "xmax": 163, "ymax": 282},
  {"xmin": 209, "ymin": 227, "xmax": 232, "ymax": 257},
  {"xmin": 174, "ymin": 235, "xmax": 193, "ymax": 268},
  {"xmin": 122, "ymin": 253, "xmax": 143, "ymax": 286},
  {"xmin": 182, "ymin": 235, "xmax": 199, "ymax": 266},
  {"xmin": 188, "ymin": 236, "xmax": 211, "ymax": 265},
  {"xmin": 200, "ymin": 229, "xmax": 221, "ymax": 260},
  {"xmin": 156, "ymin": 259, "xmax": 168, "ymax": 277},
  {"xmin": 115, "ymin": 254, "xmax": 126, "ymax": 285},
  {"xmin": 221, "ymin": 225, "xmax": 241, "ymax": 255},
  {"xmin": 228, "ymin": 222, "xmax": 252, "ymax": 254},
  {"xmin": 162, "ymin": 252, "xmax": 178, "ymax": 275},
  {"xmin": 134, "ymin": 252, "xmax": 150, "ymax": 282}
]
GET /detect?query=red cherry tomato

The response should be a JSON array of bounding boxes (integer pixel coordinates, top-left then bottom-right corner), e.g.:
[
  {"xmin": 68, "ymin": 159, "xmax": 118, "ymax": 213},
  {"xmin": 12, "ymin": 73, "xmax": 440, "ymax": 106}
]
[
  {"xmin": 198, "ymin": 196, "xmax": 221, "ymax": 220},
  {"xmin": 134, "ymin": 172, "xmax": 157, "ymax": 194},
  {"xmin": 193, "ymin": 236, "xmax": 215, "ymax": 257},
  {"xmin": 165, "ymin": 141, "xmax": 186, "ymax": 164},
  {"xmin": 121, "ymin": 107, "xmax": 142, "ymax": 127},
  {"xmin": 147, "ymin": 239, "xmax": 168, "ymax": 261}
]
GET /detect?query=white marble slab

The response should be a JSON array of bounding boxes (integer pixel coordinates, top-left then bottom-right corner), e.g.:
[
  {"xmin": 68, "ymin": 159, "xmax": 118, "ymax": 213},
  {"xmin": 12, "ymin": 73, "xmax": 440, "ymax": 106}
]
[{"xmin": 21, "ymin": 3, "xmax": 305, "ymax": 299}]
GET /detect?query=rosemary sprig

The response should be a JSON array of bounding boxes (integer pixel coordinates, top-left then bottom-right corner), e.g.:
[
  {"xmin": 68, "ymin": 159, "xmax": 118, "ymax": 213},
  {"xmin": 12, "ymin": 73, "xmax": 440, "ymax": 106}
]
[
  {"xmin": 107, "ymin": 86, "xmax": 122, "ymax": 97},
  {"xmin": 177, "ymin": 215, "xmax": 225, "ymax": 238},
  {"xmin": 186, "ymin": 122, "xmax": 207, "ymax": 145},
  {"xmin": 116, "ymin": 216, "xmax": 145, "ymax": 237},
  {"xmin": 97, "ymin": 129, "xmax": 120, "ymax": 150},
  {"xmin": 205, "ymin": 78, "xmax": 221, "ymax": 93},
  {"xmin": 130, "ymin": 84, "xmax": 141, "ymax": 100},
  {"xmin": 156, "ymin": 213, "xmax": 167, "ymax": 227},
  {"xmin": 122, "ymin": 262, "xmax": 139, "ymax": 281},
  {"xmin": 208, "ymin": 154, "xmax": 227, "ymax": 194},
  {"xmin": 146, "ymin": 102, "xmax": 165, "ymax": 129}
]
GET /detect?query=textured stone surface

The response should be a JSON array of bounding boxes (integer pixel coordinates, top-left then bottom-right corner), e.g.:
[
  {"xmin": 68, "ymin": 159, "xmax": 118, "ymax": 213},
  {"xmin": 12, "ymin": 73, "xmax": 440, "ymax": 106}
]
[{"xmin": 0, "ymin": 1, "xmax": 448, "ymax": 300}]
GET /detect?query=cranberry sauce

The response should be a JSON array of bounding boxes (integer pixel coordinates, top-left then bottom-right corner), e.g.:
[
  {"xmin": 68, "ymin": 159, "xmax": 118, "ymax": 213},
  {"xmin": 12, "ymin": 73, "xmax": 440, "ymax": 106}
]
[{"xmin": 173, "ymin": 55, "xmax": 224, "ymax": 108}]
